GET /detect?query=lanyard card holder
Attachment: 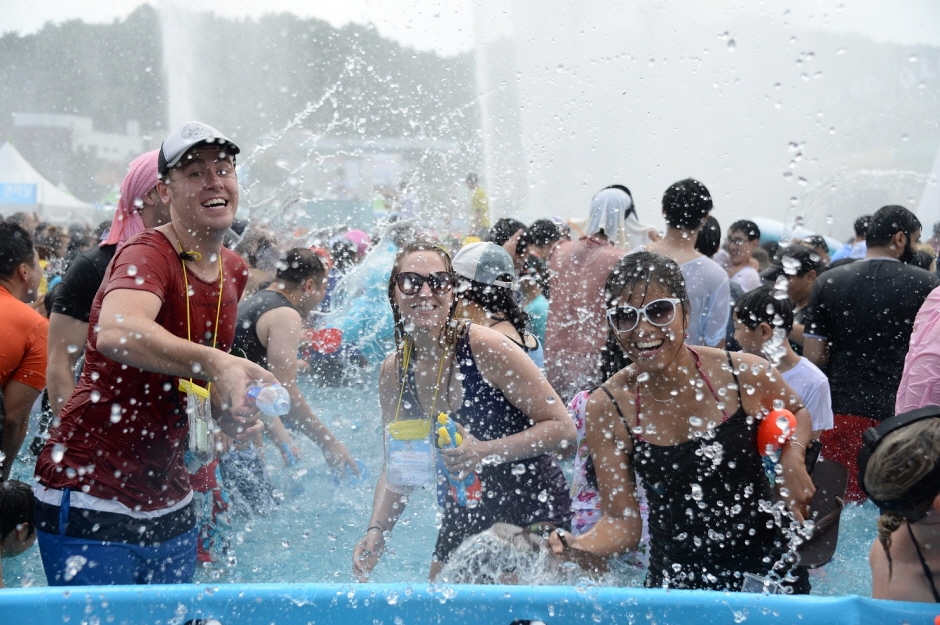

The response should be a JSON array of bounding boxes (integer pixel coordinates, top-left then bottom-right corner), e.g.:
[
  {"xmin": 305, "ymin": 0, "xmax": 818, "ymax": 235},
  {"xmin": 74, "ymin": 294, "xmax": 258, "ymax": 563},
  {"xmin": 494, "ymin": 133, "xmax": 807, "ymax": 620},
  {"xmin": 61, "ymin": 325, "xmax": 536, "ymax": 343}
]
[
  {"xmin": 180, "ymin": 379, "xmax": 215, "ymax": 465},
  {"xmin": 385, "ymin": 418, "xmax": 434, "ymax": 494}
]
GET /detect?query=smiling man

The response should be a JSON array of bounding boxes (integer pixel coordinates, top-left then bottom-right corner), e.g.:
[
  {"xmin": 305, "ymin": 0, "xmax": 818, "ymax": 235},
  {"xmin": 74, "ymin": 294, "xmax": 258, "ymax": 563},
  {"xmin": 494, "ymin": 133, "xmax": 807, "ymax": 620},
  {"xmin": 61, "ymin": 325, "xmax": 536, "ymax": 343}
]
[{"xmin": 33, "ymin": 122, "xmax": 277, "ymax": 586}]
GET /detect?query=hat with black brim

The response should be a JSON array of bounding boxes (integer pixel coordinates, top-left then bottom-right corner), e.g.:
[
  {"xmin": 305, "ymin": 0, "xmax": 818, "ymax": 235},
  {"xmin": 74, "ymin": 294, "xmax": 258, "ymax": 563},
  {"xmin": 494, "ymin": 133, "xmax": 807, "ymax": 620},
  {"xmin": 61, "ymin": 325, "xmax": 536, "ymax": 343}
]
[{"xmin": 158, "ymin": 121, "xmax": 240, "ymax": 178}]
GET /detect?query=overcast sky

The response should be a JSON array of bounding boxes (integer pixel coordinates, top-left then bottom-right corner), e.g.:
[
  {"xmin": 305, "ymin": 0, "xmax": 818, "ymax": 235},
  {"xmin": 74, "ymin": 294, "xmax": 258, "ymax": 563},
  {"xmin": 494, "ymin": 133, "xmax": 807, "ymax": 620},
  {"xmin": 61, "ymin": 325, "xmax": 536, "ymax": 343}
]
[
  {"xmin": 0, "ymin": 1, "xmax": 475, "ymax": 56},
  {"xmin": 1, "ymin": 1, "xmax": 939, "ymax": 57}
]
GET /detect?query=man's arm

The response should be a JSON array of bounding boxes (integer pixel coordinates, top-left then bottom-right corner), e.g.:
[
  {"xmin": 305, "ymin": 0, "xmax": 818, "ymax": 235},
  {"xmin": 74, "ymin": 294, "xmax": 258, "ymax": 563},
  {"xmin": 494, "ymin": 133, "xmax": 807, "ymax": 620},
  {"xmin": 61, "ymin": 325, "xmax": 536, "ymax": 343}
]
[
  {"xmin": 259, "ymin": 307, "xmax": 356, "ymax": 471},
  {"xmin": 804, "ymin": 336, "xmax": 829, "ymax": 369},
  {"xmin": 1, "ymin": 381, "xmax": 41, "ymax": 480},
  {"xmin": 46, "ymin": 313, "xmax": 88, "ymax": 415},
  {"xmin": 96, "ymin": 288, "xmax": 277, "ymax": 417}
]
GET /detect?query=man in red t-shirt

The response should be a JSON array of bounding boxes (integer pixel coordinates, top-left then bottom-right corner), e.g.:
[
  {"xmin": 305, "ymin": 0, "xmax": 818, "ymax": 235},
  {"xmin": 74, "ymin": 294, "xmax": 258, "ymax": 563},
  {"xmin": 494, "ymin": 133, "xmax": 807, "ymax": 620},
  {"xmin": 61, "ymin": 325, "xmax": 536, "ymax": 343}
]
[
  {"xmin": 33, "ymin": 122, "xmax": 277, "ymax": 586},
  {"xmin": 0, "ymin": 222, "xmax": 46, "ymax": 481}
]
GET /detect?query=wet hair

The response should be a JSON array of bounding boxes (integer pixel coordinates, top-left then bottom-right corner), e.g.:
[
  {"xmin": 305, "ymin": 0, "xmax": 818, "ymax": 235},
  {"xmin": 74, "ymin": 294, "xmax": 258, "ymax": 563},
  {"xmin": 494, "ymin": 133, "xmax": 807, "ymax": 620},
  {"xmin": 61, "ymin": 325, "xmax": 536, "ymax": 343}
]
[
  {"xmin": 733, "ymin": 285, "xmax": 794, "ymax": 335},
  {"xmin": 781, "ymin": 244, "xmax": 823, "ymax": 277},
  {"xmin": 694, "ymin": 215, "xmax": 721, "ymax": 257},
  {"xmin": 522, "ymin": 255, "xmax": 551, "ymax": 299},
  {"xmin": 854, "ymin": 215, "xmax": 872, "ymax": 238},
  {"xmin": 238, "ymin": 227, "xmax": 280, "ymax": 272},
  {"xmin": 867, "ymin": 206, "xmax": 921, "ymax": 248},
  {"xmin": 0, "ymin": 480, "xmax": 35, "ymax": 543},
  {"xmin": 521, "ymin": 219, "xmax": 564, "ymax": 249},
  {"xmin": 0, "ymin": 222, "xmax": 36, "ymax": 277},
  {"xmin": 331, "ymin": 238, "xmax": 358, "ymax": 272},
  {"xmin": 456, "ymin": 278, "xmax": 530, "ymax": 340},
  {"xmin": 864, "ymin": 418, "xmax": 940, "ymax": 575},
  {"xmin": 387, "ymin": 239, "xmax": 455, "ymax": 346},
  {"xmin": 600, "ymin": 252, "xmax": 690, "ymax": 379},
  {"xmin": 487, "ymin": 218, "xmax": 525, "ymax": 247},
  {"xmin": 6, "ymin": 212, "xmax": 35, "ymax": 234},
  {"xmin": 751, "ymin": 248, "xmax": 770, "ymax": 272},
  {"xmin": 661, "ymin": 178, "xmax": 713, "ymax": 230},
  {"xmin": 802, "ymin": 235, "xmax": 828, "ymax": 255},
  {"xmin": 729, "ymin": 219, "xmax": 760, "ymax": 241},
  {"xmin": 760, "ymin": 240, "xmax": 780, "ymax": 263},
  {"xmin": 910, "ymin": 249, "xmax": 936, "ymax": 271},
  {"xmin": 275, "ymin": 248, "xmax": 325, "ymax": 286}
]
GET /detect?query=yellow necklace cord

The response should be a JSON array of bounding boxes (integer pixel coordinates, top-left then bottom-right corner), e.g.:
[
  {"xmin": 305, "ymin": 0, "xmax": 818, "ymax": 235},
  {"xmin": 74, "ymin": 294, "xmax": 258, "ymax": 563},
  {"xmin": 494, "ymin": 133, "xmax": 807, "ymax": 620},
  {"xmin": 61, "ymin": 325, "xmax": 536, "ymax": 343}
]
[
  {"xmin": 177, "ymin": 240, "xmax": 224, "ymax": 393},
  {"xmin": 392, "ymin": 334, "xmax": 451, "ymax": 423}
]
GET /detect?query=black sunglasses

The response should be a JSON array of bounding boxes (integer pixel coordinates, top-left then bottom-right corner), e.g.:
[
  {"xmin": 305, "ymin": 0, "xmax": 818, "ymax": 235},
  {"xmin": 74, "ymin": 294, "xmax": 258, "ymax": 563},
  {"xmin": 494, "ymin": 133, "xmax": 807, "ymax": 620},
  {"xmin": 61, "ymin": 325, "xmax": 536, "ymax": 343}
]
[
  {"xmin": 395, "ymin": 271, "xmax": 454, "ymax": 296},
  {"xmin": 607, "ymin": 298, "xmax": 681, "ymax": 334}
]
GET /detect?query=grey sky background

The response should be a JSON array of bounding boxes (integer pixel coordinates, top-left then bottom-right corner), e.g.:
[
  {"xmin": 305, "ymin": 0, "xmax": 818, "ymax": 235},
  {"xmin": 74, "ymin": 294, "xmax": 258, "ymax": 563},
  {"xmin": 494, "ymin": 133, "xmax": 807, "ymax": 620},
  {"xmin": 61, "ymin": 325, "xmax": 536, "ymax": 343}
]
[
  {"xmin": 3, "ymin": 1, "xmax": 939, "ymax": 234},
  {"xmin": 3, "ymin": 1, "xmax": 939, "ymax": 56}
]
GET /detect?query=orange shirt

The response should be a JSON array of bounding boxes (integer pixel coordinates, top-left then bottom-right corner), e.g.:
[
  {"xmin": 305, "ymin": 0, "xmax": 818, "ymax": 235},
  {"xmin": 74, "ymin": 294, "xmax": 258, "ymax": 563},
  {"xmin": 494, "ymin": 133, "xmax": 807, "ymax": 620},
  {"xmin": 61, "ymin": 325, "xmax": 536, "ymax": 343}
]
[{"xmin": 0, "ymin": 284, "xmax": 48, "ymax": 391}]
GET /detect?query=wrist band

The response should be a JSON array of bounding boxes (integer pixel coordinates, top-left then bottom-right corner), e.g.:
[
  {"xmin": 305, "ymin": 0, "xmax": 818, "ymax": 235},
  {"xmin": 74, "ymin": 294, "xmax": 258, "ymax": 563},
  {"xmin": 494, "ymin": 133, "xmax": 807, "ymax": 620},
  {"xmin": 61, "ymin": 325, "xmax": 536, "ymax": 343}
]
[
  {"xmin": 367, "ymin": 525, "xmax": 385, "ymax": 533},
  {"xmin": 788, "ymin": 440, "xmax": 807, "ymax": 453},
  {"xmin": 555, "ymin": 527, "xmax": 569, "ymax": 551}
]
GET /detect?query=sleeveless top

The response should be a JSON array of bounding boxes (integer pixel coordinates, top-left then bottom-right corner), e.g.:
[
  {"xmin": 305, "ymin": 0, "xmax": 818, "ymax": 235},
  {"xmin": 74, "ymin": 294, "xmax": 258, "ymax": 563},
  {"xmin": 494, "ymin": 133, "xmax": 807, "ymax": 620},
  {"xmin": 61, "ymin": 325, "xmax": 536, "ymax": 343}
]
[
  {"xmin": 398, "ymin": 325, "xmax": 571, "ymax": 560},
  {"xmin": 235, "ymin": 290, "xmax": 294, "ymax": 368},
  {"xmin": 602, "ymin": 349, "xmax": 789, "ymax": 591}
]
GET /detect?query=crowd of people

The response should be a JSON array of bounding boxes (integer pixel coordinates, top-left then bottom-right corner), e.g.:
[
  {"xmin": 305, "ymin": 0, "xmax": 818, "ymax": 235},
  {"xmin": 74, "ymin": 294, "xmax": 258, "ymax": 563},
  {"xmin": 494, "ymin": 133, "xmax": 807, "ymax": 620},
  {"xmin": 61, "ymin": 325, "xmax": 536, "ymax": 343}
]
[{"xmin": 2, "ymin": 121, "xmax": 940, "ymax": 603}]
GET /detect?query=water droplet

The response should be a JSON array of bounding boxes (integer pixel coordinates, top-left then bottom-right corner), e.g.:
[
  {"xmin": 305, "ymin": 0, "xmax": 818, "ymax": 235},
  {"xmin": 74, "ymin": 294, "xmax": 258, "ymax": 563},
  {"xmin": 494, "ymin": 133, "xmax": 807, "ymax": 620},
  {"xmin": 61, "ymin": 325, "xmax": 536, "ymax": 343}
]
[
  {"xmin": 386, "ymin": 592, "xmax": 399, "ymax": 605},
  {"xmin": 191, "ymin": 362, "xmax": 202, "ymax": 374},
  {"xmin": 690, "ymin": 483, "xmax": 703, "ymax": 501},
  {"xmin": 546, "ymin": 395, "xmax": 556, "ymax": 405},
  {"xmin": 127, "ymin": 265, "xmax": 138, "ymax": 277},
  {"xmin": 637, "ymin": 372, "xmax": 650, "ymax": 383},
  {"xmin": 836, "ymin": 47, "xmax": 846, "ymax": 55},
  {"xmin": 51, "ymin": 443, "xmax": 66, "ymax": 464},
  {"xmin": 110, "ymin": 403, "xmax": 122, "ymax": 424},
  {"xmin": 909, "ymin": 54, "xmax": 919, "ymax": 62},
  {"xmin": 689, "ymin": 416, "xmax": 703, "ymax": 427},
  {"xmin": 90, "ymin": 390, "xmax": 101, "ymax": 403},
  {"xmin": 727, "ymin": 39, "xmax": 736, "ymax": 51},
  {"xmin": 135, "ymin": 276, "xmax": 145, "ymax": 286},
  {"xmin": 281, "ymin": 539, "xmax": 290, "ymax": 548},
  {"xmin": 66, "ymin": 344, "xmax": 80, "ymax": 354},
  {"xmin": 63, "ymin": 555, "xmax": 87, "ymax": 582}
]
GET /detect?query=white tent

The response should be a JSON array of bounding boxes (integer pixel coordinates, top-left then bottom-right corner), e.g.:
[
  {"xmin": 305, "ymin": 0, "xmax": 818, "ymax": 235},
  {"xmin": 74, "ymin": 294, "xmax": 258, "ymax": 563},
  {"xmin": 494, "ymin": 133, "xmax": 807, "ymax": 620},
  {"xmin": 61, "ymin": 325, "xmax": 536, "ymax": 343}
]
[{"xmin": 0, "ymin": 142, "xmax": 101, "ymax": 224}]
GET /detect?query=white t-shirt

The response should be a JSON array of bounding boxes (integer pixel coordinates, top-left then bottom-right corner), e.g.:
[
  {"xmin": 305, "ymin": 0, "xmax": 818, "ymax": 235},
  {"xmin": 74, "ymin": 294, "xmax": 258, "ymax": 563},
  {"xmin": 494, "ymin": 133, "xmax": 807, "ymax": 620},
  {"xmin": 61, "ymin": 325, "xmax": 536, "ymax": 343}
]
[
  {"xmin": 681, "ymin": 256, "xmax": 731, "ymax": 347},
  {"xmin": 730, "ymin": 265, "xmax": 763, "ymax": 292},
  {"xmin": 781, "ymin": 357, "xmax": 834, "ymax": 432}
]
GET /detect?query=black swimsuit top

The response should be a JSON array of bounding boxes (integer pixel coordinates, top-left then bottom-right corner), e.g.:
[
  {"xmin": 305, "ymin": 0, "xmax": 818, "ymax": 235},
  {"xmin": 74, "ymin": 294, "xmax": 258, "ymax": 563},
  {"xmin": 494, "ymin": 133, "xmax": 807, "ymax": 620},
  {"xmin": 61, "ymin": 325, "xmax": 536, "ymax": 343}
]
[
  {"xmin": 601, "ymin": 349, "xmax": 785, "ymax": 590},
  {"xmin": 907, "ymin": 522, "xmax": 940, "ymax": 602}
]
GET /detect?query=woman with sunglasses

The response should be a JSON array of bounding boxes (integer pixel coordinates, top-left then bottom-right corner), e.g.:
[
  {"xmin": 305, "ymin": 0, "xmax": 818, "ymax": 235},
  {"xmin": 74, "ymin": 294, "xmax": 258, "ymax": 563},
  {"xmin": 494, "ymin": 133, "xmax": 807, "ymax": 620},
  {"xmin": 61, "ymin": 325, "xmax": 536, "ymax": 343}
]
[
  {"xmin": 549, "ymin": 251, "xmax": 816, "ymax": 592},
  {"xmin": 353, "ymin": 241, "xmax": 575, "ymax": 582}
]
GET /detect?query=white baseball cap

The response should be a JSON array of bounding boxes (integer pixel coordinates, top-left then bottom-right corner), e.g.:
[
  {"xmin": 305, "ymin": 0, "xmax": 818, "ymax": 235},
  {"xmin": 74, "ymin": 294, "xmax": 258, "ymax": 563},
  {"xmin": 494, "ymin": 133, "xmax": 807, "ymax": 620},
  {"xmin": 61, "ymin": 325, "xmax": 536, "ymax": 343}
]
[
  {"xmin": 452, "ymin": 242, "xmax": 515, "ymax": 289},
  {"xmin": 158, "ymin": 121, "xmax": 240, "ymax": 177}
]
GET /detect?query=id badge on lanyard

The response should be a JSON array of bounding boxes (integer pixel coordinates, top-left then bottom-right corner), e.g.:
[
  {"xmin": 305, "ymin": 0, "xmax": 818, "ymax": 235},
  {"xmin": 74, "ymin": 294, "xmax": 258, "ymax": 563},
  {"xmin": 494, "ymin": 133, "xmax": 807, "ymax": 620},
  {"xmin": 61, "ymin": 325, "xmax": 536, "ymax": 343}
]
[
  {"xmin": 180, "ymin": 379, "xmax": 215, "ymax": 465},
  {"xmin": 385, "ymin": 419, "xmax": 434, "ymax": 493}
]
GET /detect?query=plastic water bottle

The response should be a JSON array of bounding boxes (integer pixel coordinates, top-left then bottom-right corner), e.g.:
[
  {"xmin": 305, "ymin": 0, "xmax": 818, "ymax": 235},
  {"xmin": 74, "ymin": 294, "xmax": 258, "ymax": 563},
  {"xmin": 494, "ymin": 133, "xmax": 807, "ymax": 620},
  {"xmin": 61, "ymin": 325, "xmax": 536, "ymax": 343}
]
[{"xmin": 246, "ymin": 382, "xmax": 291, "ymax": 420}]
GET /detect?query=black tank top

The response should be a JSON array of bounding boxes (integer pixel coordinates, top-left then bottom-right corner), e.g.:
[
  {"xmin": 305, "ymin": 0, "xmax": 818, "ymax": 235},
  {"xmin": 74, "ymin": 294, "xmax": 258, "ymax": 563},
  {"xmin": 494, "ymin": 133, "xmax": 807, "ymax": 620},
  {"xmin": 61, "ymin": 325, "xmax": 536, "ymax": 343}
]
[
  {"xmin": 602, "ymin": 349, "xmax": 789, "ymax": 591},
  {"xmin": 234, "ymin": 290, "xmax": 295, "ymax": 368}
]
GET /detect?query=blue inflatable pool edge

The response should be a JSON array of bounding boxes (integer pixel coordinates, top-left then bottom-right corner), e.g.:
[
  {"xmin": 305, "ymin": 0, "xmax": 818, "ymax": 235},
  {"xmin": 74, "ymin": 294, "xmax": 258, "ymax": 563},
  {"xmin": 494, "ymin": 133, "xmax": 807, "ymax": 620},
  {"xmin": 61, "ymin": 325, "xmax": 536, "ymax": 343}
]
[{"xmin": 0, "ymin": 583, "xmax": 935, "ymax": 625}]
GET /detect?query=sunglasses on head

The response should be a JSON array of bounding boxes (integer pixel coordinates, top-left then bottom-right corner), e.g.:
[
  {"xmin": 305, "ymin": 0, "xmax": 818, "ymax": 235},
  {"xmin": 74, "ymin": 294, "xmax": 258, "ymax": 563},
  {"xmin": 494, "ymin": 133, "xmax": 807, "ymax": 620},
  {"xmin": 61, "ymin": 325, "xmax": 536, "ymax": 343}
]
[
  {"xmin": 395, "ymin": 271, "xmax": 454, "ymax": 296},
  {"xmin": 607, "ymin": 298, "xmax": 681, "ymax": 334}
]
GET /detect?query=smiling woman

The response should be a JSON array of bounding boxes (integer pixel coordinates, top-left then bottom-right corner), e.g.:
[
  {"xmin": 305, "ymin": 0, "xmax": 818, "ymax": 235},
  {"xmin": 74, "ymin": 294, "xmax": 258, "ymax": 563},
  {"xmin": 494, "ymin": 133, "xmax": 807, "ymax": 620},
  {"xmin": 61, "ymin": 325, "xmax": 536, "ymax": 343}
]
[
  {"xmin": 352, "ymin": 239, "xmax": 575, "ymax": 583},
  {"xmin": 548, "ymin": 251, "xmax": 817, "ymax": 593}
]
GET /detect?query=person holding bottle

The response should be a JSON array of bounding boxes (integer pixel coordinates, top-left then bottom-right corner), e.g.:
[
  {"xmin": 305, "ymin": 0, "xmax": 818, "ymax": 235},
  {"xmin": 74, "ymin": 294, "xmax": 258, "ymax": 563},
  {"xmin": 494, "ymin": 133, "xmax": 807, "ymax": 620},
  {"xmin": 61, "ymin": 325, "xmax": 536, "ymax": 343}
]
[
  {"xmin": 33, "ymin": 122, "xmax": 275, "ymax": 586},
  {"xmin": 352, "ymin": 240, "xmax": 575, "ymax": 582}
]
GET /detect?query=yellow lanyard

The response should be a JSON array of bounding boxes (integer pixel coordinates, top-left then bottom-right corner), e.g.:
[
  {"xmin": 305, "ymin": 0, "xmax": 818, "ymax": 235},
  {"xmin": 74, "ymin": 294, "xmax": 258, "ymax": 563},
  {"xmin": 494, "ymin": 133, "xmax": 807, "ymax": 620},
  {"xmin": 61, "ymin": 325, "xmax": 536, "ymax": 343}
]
[
  {"xmin": 393, "ymin": 336, "xmax": 450, "ymax": 423},
  {"xmin": 176, "ymin": 239, "xmax": 224, "ymax": 394}
]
